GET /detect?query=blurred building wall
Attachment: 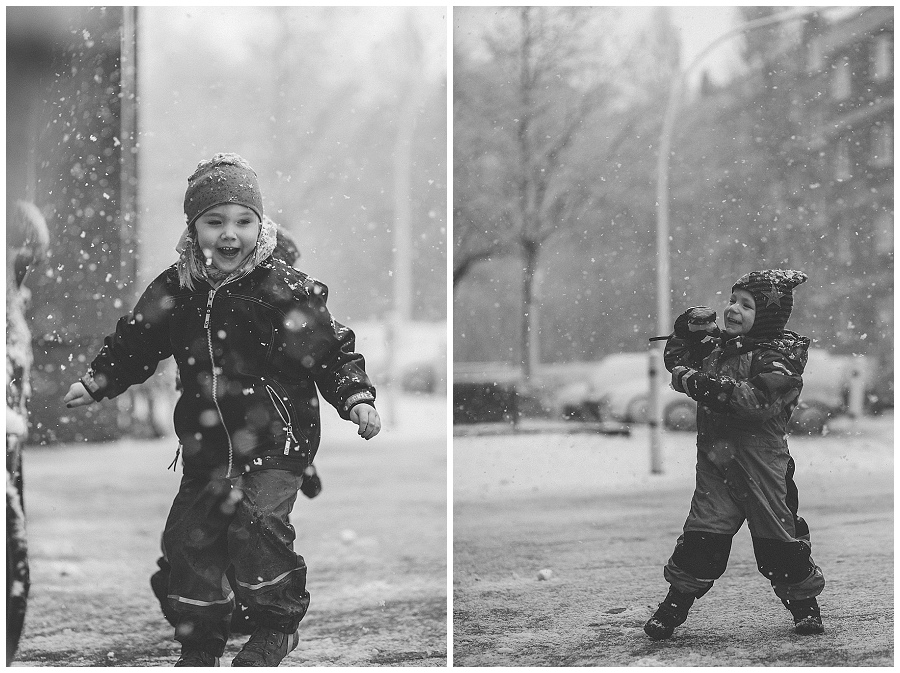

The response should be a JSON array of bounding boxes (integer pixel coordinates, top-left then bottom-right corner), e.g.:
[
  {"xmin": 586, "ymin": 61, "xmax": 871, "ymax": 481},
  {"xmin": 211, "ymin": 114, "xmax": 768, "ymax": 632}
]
[
  {"xmin": 8, "ymin": 7, "xmax": 139, "ymax": 444},
  {"xmin": 798, "ymin": 7, "xmax": 893, "ymax": 377},
  {"xmin": 688, "ymin": 7, "xmax": 893, "ymax": 394}
]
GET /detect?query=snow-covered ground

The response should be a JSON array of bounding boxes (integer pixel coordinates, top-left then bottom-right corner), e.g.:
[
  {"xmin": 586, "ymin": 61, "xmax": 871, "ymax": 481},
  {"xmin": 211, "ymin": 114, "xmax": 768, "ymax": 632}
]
[
  {"xmin": 14, "ymin": 392, "xmax": 447, "ymax": 667},
  {"xmin": 454, "ymin": 413, "xmax": 893, "ymax": 667},
  {"xmin": 454, "ymin": 414, "xmax": 892, "ymax": 501}
]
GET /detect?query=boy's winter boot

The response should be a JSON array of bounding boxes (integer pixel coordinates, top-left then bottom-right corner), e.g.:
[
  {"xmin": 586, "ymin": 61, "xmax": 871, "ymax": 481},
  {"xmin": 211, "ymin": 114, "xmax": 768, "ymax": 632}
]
[
  {"xmin": 644, "ymin": 587, "xmax": 696, "ymax": 640},
  {"xmin": 174, "ymin": 646, "xmax": 220, "ymax": 667},
  {"xmin": 231, "ymin": 627, "xmax": 300, "ymax": 667},
  {"xmin": 782, "ymin": 597, "xmax": 824, "ymax": 635}
]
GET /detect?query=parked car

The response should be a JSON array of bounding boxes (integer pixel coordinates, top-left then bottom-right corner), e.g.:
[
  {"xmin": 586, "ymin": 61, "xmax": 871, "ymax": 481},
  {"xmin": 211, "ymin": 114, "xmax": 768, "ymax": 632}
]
[
  {"xmin": 865, "ymin": 361, "xmax": 893, "ymax": 413},
  {"xmin": 555, "ymin": 352, "xmax": 694, "ymax": 430},
  {"xmin": 556, "ymin": 348, "xmax": 873, "ymax": 435},
  {"xmin": 790, "ymin": 349, "xmax": 874, "ymax": 434},
  {"xmin": 555, "ymin": 352, "xmax": 644, "ymax": 422}
]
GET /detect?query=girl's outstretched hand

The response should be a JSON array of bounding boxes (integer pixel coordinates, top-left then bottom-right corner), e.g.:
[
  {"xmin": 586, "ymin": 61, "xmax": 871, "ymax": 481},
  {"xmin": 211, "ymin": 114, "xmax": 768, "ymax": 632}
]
[
  {"xmin": 63, "ymin": 381, "xmax": 95, "ymax": 408},
  {"xmin": 349, "ymin": 403, "xmax": 381, "ymax": 440}
]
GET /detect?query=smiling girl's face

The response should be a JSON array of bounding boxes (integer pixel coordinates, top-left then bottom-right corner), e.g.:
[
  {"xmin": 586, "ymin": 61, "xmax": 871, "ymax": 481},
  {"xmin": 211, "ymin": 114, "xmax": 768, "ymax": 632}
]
[
  {"xmin": 194, "ymin": 203, "xmax": 261, "ymax": 274},
  {"xmin": 724, "ymin": 289, "xmax": 756, "ymax": 336}
]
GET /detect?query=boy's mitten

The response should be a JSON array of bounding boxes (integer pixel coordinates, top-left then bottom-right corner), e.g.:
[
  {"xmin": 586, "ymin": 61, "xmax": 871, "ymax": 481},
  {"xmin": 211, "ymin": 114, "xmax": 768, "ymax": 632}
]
[
  {"xmin": 300, "ymin": 464, "xmax": 322, "ymax": 499},
  {"xmin": 673, "ymin": 306, "xmax": 721, "ymax": 342},
  {"xmin": 671, "ymin": 366, "xmax": 699, "ymax": 395},
  {"xmin": 671, "ymin": 306, "xmax": 721, "ymax": 365},
  {"xmin": 671, "ymin": 366, "xmax": 735, "ymax": 411}
]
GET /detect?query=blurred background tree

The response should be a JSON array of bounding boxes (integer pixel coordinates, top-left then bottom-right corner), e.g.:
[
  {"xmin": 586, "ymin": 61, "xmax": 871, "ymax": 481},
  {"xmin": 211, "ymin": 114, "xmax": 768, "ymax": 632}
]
[{"xmin": 453, "ymin": 6, "xmax": 671, "ymax": 377}]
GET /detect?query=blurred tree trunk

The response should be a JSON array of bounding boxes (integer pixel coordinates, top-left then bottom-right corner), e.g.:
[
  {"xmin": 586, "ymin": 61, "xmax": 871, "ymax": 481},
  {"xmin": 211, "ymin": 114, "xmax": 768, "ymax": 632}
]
[
  {"xmin": 392, "ymin": 9, "xmax": 429, "ymax": 324},
  {"xmin": 454, "ymin": 7, "xmax": 655, "ymax": 376},
  {"xmin": 385, "ymin": 9, "xmax": 431, "ymax": 421},
  {"xmin": 500, "ymin": 8, "xmax": 614, "ymax": 380}
]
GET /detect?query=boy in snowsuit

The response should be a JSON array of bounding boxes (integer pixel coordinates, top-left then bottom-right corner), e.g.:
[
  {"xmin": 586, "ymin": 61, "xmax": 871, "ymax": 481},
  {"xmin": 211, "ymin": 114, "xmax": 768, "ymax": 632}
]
[
  {"xmin": 64, "ymin": 153, "xmax": 381, "ymax": 666},
  {"xmin": 644, "ymin": 269, "xmax": 825, "ymax": 641}
]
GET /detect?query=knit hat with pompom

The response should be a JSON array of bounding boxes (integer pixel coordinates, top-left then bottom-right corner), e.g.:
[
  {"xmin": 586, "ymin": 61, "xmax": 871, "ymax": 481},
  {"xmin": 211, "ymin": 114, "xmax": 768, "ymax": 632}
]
[{"xmin": 732, "ymin": 269, "xmax": 807, "ymax": 341}]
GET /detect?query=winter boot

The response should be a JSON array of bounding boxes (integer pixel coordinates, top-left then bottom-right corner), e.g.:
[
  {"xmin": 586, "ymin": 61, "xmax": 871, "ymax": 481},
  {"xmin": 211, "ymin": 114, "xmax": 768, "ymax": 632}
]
[
  {"xmin": 644, "ymin": 587, "xmax": 696, "ymax": 640},
  {"xmin": 782, "ymin": 597, "xmax": 824, "ymax": 635},
  {"xmin": 231, "ymin": 627, "xmax": 300, "ymax": 667},
  {"xmin": 174, "ymin": 646, "xmax": 220, "ymax": 667}
]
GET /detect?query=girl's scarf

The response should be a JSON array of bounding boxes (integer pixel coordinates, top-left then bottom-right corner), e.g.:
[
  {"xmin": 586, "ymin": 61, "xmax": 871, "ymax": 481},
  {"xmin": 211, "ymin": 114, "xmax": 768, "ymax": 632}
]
[{"xmin": 175, "ymin": 215, "xmax": 278, "ymax": 290}]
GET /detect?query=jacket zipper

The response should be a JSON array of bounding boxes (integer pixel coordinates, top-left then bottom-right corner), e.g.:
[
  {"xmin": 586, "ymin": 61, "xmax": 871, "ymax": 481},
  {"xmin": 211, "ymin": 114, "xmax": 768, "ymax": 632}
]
[
  {"xmin": 205, "ymin": 285, "xmax": 236, "ymax": 477},
  {"xmin": 204, "ymin": 289, "xmax": 215, "ymax": 329}
]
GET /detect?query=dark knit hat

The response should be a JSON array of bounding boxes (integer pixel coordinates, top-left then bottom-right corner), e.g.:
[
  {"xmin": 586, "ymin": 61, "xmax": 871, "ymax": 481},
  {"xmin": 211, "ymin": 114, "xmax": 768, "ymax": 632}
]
[
  {"xmin": 183, "ymin": 153, "xmax": 263, "ymax": 227},
  {"xmin": 732, "ymin": 269, "xmax": 807, "ymax": 340}
]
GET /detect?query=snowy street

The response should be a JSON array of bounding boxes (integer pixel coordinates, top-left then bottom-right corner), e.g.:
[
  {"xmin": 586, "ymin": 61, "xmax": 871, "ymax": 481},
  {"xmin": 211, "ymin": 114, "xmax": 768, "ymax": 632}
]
[
  {"xmin": 453, "ymin": 414, "xmax": 893, "ymax": 666},
  {"xmin": 13, "ymin": 394, "xmax": 448, "ymax": 667}
]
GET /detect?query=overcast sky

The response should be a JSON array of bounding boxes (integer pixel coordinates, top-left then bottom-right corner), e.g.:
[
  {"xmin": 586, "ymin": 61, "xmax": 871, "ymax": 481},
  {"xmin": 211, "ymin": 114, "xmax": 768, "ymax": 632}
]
[
  {"xmin": 668, "ymin": 6, "xmax": 742, "ymax": 87},
  {"xmin": 454, "ymin": 6, "xmax": 745, "ymax": 89}
]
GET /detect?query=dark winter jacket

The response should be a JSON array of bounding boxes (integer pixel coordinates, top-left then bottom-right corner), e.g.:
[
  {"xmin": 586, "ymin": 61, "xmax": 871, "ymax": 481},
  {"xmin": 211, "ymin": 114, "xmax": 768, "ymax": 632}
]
[
  {"xmin": 664, "ymin": 331, "xmax": 809, "ymax": 457},
  {"xmin": 83, "ymin": 257, "xmax": 375, "ymax": 479}
]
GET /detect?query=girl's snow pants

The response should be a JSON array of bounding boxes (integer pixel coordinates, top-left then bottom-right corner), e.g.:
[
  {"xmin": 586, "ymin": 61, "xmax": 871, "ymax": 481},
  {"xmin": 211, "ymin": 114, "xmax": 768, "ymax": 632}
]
[
  {"xmin": 663, "ymin": 445, "xmax": 825, "ymax": 602},
  {"xmin": 162, "ymin": 469, "xmax": 310, "ymax": 656}
]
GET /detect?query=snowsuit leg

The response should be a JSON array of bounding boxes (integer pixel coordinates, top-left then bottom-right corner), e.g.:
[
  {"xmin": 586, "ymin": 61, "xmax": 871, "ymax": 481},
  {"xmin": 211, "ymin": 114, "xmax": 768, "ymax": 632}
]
[
  {"xmin": 228, "ymin": 469, "xmax": 310, "ymax": 633},
  {"xmin": 664, "ymin": 447, "xmax": 824, "ymax": 600},
  {"xmin": 664, "ymin": 530, "xmax": 734, "ymax": 597},
  {"xmin": 750, "ymin": 457, "xmax": 825, "ymax": 601},
  {"xmin": 664, "ymin": 454, "xmax": 744, "ymax": 596},
  {"xmin": 162, "ymin": 476, "xmax": 237, "ymax": 656}
]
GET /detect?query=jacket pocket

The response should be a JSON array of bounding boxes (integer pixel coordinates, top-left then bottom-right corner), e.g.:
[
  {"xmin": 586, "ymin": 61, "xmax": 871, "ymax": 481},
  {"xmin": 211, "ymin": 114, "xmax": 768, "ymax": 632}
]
[
  {"xmin": 739, "ymin": 435, "xmax": 789, "ymax": 458},
  {"xmin": 265, "ymin": 382, "xmax": 306, "ymax": 456}
]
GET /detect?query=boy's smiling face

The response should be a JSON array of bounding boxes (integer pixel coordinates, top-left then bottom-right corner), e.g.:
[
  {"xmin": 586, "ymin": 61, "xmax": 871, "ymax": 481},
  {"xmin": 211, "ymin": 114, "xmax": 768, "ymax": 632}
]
[
  {"xmin": 194, "ymin": 203, "xmax": 261, "ymax": 274},
  {"xmin": 724, "ymin": 288, "xmax": 756, "ymax": 336}
]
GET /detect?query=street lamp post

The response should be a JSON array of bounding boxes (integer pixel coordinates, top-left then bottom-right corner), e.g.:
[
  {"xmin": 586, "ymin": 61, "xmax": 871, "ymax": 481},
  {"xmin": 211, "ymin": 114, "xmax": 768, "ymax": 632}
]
[{"xmin": 650, "ymin": 7, "xmax": 824, "ymax": 474}]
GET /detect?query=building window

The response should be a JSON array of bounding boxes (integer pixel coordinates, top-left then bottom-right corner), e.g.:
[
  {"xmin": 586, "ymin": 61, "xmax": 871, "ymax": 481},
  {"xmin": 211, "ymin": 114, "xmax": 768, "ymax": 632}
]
[
  {"xmin": 835, "ymin": 138, "xmax": 852, "ymax": 180},
  {"xmin": 809, "ymin": 107, "xmax": 826, "ymax": 146},
  {"xmin": 872, "ymin": 34, "xmax": 893, "ymax": 82},
  {"xmin": 789, "ymin": 96, "xmax": 804, "ymax": 124},
  {"xmin": 814, "ymin": 210, "xmax": 828, "ymax": 229},
  {"xmin": 807, "ymin": 37, "xmax": 824, "ymax": 73},
  {"xmin": 874, "ymin": 211, "xmax": 893, "ymax": 256},
  {"xmin": 811, "ymin": 195, "xmax": 828, "ymax": 229},
  {"xmin": 870, "ymin": 122, "xmax": 893, "ymax": 167},
  {"xmin": 832, "ymin": 55, "xmax": 852, "ymax": 100},
  {"xmin": 837, "ymin": 226, "xmax": 853, "ymax": 264}
]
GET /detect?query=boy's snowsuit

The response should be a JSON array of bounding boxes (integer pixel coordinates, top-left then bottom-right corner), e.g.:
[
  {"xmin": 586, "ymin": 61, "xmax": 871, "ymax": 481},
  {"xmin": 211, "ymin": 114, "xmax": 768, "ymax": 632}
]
[
  {"xmin": 82, "ymin": 256, "xmax": 375, "ymax": 655},
  {"xmin": 662, "ymin": 330, "xmax": 825, "ymax": 602}
]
